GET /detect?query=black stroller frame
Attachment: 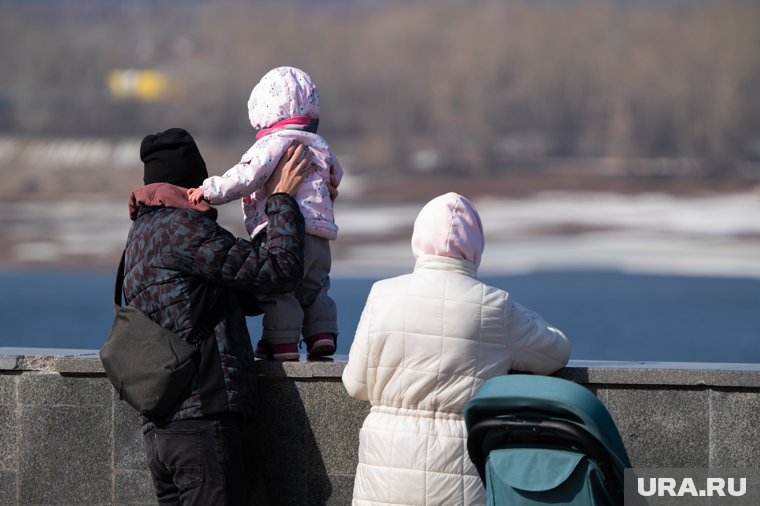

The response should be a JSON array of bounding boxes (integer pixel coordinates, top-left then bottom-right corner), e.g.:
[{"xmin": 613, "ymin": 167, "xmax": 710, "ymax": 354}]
[{"xmin": 467, "ymin": 415, "xmax": 624, "ymax": 505}]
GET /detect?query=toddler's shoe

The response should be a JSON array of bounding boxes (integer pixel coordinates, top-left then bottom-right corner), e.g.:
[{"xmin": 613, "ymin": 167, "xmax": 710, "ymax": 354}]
[
  {"xmin": 305, "ymin": 333, "xmax": 337, "ymax": 357},
  {"xmin": 254, "ymin": 340, "xmax": 299, "ymax": 361}
]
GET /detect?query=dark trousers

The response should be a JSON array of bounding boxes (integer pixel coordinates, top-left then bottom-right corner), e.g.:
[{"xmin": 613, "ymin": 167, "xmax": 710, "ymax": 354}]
[{"xmin": 143, "ymin": 413, "xmax": 247, "ymax": 506}]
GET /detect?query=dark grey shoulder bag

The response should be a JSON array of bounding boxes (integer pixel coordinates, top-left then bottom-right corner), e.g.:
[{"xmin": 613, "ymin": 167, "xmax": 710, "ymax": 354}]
[{"xmin": 100, "ymin": 250, "xmax": 217, "ymax": 418}]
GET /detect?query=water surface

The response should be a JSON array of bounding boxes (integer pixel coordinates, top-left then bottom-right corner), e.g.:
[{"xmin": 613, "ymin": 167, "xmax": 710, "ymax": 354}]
[{"xmin": 1, "ymin": 270, "xmax": 758, "ymax": 363}]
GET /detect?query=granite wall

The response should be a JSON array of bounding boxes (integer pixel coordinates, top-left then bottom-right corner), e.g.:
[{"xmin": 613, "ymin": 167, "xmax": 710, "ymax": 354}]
[{"xmin": 0, "ymin": 353, "xmax": 759, "ymax": 505}]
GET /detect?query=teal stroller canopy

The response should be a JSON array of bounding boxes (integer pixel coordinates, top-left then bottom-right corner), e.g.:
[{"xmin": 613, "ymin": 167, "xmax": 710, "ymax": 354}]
[{"xmin": 465, "ymin": 375, "xmax": 631, "ymax": 505}]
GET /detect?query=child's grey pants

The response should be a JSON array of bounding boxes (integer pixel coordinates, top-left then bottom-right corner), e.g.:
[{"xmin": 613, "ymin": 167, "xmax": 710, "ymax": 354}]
[{"xmin": 259, "ymin": 234, "xmax": 338, "ymax": 344}]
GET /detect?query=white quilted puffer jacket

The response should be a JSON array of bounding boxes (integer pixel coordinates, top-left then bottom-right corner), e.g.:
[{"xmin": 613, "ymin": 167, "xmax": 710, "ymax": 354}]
[{"xmin": 342, "ymin": 193, "xmax": 572, "ymax": 506}]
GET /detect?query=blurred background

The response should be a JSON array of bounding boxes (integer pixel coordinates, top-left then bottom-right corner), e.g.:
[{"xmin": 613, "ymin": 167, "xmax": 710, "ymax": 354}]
[{"xmin": 1, "ymin": 0, "xmax": 759, "ymax": 361}]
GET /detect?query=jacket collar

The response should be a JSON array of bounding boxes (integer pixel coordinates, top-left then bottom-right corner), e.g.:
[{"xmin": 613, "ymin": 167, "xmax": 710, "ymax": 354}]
[
  {"xmin": 128, "ymin": 183, "xmax": 218, "ymax": 221},
  {"xmin": 413, "ymin": 254, "xmax": 478, "ymax": 278}
]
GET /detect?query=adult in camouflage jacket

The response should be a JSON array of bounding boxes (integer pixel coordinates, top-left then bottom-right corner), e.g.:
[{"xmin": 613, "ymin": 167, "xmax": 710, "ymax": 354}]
[{"xmin": 124, "ymin": 128, "xmax": 311, "ymax": 505}]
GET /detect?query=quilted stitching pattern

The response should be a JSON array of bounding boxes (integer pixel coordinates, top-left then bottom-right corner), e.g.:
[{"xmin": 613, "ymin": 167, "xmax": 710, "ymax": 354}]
[{"xmin": 343, "ymin": 256, "xmax": 571, "ymax": 505}]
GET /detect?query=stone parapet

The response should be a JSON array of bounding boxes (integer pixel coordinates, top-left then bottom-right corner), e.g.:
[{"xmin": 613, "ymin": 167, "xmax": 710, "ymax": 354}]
[{"xmin": 1, "ymin": 351, "xmax": 759, "ymax": 505}]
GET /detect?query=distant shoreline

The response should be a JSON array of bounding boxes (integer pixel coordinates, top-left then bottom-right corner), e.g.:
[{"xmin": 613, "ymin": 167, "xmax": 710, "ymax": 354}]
[{"xmin": 1, "ymin": 189, "xmax": 759, "ymax": 280}]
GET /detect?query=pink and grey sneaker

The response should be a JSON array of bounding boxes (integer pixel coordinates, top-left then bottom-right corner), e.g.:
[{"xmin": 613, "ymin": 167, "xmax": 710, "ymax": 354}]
[
  {"xmin": 305, "ymin": 333, "xmax": 337, "ymax": 358},
  {"xmin": 254, "ymin": 340, "xmax": 299, "ymax": 361}
]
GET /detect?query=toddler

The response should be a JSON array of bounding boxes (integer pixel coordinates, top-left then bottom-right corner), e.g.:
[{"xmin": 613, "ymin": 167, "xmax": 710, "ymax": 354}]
[{"xmin": 189, "ymin": 66, "xmax": 342, "ymax": 361}]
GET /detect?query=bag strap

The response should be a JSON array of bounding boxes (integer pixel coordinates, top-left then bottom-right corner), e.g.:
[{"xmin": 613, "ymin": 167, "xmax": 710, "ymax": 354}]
[
  {"xmin": 114, "ymin": 248, "xmax": 223, "ymax": 345},
  {"xmin": 113, "ymin": 249, "xmax": 127, "ymax": 310}
]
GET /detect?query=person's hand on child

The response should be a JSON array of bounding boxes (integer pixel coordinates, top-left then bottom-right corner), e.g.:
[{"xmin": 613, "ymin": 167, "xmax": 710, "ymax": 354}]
[
  {"xmin": 187, "ymin": 187, "xmax": 206, "ymax": 204},
  {"xmin": 328, "ymin": 164, "xmax": 339, "ymax": 202},
  {"xmin": 269, "ymin": 142, "xmax": 315, "ymax": 196}
]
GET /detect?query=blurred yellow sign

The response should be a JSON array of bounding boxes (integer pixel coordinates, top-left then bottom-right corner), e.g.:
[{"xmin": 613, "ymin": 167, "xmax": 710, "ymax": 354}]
[{"xmin": 107, "ymin": 69, "xmax": 170, "ymax": 101}]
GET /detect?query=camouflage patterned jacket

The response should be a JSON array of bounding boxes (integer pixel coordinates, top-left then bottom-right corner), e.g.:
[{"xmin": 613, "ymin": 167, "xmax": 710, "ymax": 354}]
[{"xmin": 122, "ymin": 184, "xmax": 305, "ymax": 428}]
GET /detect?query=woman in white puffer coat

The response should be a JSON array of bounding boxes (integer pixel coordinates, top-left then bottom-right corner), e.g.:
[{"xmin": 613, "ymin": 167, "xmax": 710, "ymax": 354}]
[{"xmin": 342, "ymin": 192, "xmax": 572, "ymax": 506}]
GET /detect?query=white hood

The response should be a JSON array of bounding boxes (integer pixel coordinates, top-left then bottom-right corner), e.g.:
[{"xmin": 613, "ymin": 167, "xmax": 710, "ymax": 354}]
[
  {"xmin": 247, "ymin": 66, "xmax": 320, "ymax": 130},
  {"xmin": 411, "ymin": 192, "xmax": 485, "ymax": 268}
]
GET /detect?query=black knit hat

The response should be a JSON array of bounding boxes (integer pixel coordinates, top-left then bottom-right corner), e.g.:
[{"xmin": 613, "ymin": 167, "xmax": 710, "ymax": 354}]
[{"xmin": 140, "ymin": 128, "xmax": 208, "ymax": 188}]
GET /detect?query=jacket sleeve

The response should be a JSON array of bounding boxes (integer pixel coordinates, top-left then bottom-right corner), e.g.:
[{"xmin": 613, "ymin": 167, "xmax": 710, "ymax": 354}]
[
  {"xmin": 504, "ymin": 298, "xmax": 571, "ymax": 375},
  {"xmin": 171, "ymin": 193, "xmax": 305, "ymax": 294},
  {"xmin": 201, "ymin": 136, "xmax": 290, "ymax": 205},
  {"xmin": 342, "ymin": 287, "xmax": 373, "ymax": 401}
]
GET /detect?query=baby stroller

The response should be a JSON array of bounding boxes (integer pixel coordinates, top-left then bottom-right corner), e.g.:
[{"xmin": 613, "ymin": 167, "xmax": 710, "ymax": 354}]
[{"xmin": 464, "ymin": 375, "xmax": 630, "ymax": 505}]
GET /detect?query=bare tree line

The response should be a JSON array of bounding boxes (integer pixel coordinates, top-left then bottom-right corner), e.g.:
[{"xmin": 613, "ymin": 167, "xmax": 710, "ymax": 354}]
[{"xmin": 1, "ymin": 0, "xmax": 759, "ymax": 176}]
